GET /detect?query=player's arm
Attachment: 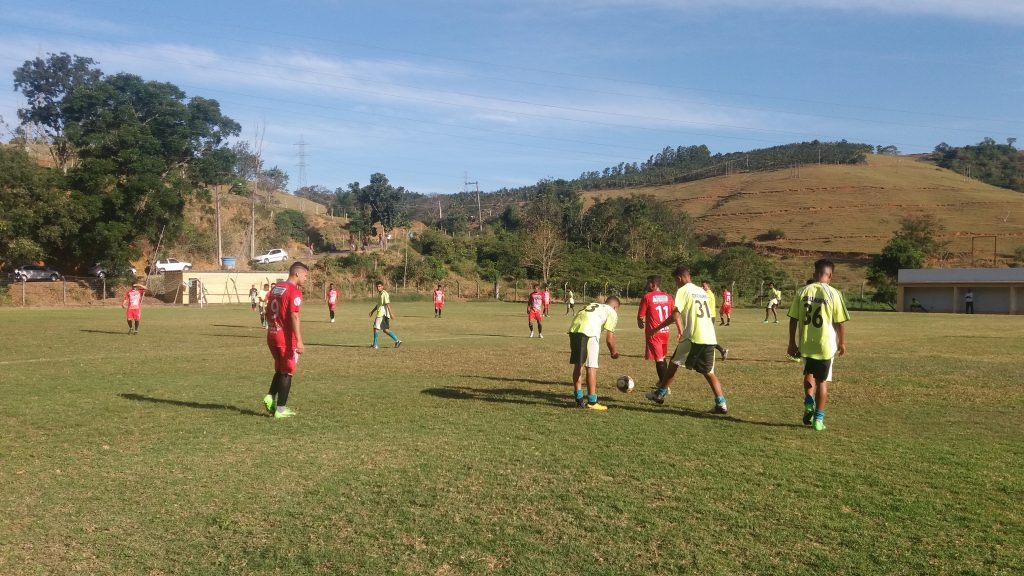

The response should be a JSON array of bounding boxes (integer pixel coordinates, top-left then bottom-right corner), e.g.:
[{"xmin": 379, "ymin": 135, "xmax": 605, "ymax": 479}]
[
  {"xmin": 606, "ymin": 331, "xmax": 619, "ymax": 359},
  {"xmin": 385, "ymin": 303, "xmax": 395, "ymax": 319},
  {"xmin": 834, "ymin": 322, "xmax": 846, "ymax": 357},
  {"xmin": 651, "ymin": 308, "xmax": 679, "ymax": 333},
  {"xmin": 292, "ymin": 310, "xmax": 304, "ymax": 354},
  {"xmin": 787, "ymin": 317, "xmax": 799, "ymax": 357},
  {"xmin": 637, "ymin": 300, "xmax": 647, "ymax": 329},
  {"xmin": 122, "ymin": 293, "xmax": 128, "ymax": 308}
]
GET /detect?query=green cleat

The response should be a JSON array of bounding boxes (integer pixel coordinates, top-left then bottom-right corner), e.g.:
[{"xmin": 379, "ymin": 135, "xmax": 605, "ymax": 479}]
[
  {"xmin": 274, "ymin": 407, "xmax": 297, "ymax": 419},
  {"xmin": 813, "ymin": 419, "xmax": 826, "ymax": 431},
  {"xmin": 803, "ymin": 404, "xmax": 814, "ymax": 425},
  {"xmin": 263, "ymin": 394, "xmax": 275, "ymax": 414}
]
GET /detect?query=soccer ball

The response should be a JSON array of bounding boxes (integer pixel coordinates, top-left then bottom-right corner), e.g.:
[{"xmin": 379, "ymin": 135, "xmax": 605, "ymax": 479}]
[{"xmin": 616, "ymin": 375, "xmax": 635, "ymax": 393}]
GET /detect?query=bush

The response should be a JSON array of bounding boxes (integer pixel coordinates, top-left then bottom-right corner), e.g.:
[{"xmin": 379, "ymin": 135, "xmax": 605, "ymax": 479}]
[
  {"xmin": 1014, "ymin": 245, "xmax": 1024, "ymax": 266},
  {"xmin": 756, "ymin": 229, "xmax": 786, "ymax": 241},
  {"xmin": 699, "ymin": 231, "xmax": 727, "ymax": 248},
  {"xmin": 274, "ymin": 209, "xmax": 308, "ymax": 243}
]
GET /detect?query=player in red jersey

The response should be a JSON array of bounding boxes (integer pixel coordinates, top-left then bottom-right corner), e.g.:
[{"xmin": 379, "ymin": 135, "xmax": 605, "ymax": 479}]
[
  {"xmin": 262, "ymin": 262, "xmax": 309, "ymax": 419},
  {"xmin": 542, "ymin": 285, "xmax": 551, "ymax": 317},
  {"xmin": 326, "ymin": 283, "xmax": 339, "ymax": 323},
  {"xmin": 637, "ymin": 275, "xmax": 678, "ymax": 381},
  {"xmin": 719, "ymin": 284, "xmax": 733, "ymax": 326},
  {"xmin": 527, "ymin": 283, "xmax": 545, "ymax": 338},
  {"xmin": 433, "ymin": 284, "xmax": 445, "ymax": 318},
  {"xmin": 122, "ymin": 282, "xmax": 145, "ymax": 335}
]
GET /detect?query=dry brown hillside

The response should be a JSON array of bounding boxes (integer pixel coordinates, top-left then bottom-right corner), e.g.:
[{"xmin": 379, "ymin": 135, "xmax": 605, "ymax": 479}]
[{"xmin": 587, "ymin": 154, "xmax": 1024, "ymax": 264}]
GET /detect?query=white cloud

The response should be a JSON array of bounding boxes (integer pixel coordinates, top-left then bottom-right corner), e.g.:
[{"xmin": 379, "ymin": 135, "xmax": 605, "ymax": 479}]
[{"xmin": 544, "ymin": 0, "xmax": 1024, "ymax": 24}]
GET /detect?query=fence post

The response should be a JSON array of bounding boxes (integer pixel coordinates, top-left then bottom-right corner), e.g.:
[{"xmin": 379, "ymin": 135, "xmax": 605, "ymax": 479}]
[
  {"xmin": 583, "ymin": 282, "xmax": 588, "ymax": 299},
  {"xmin": 102, "ymin": 277, "xmax": 107, "ymax": 300},
  {"xmin": 457, "ymin": 281, "xmax": 461, "ymax": 299},
  {"xmin": 476, "ymin": 281, "xmax": 480, "ymax": 299},
  {"xmin": 626, "ymin": 281, "xmax": 631, "ymax": 302},
  {"xmin": 603, "ymin": 282, "xmax": 608, "ymax": 298},
  {"xmin": 63, "ymin": 280, "xmax": 67, "ymax": 305}
]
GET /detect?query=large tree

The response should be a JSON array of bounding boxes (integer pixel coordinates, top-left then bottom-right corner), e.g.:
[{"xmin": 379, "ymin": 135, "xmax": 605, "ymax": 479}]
[
  {"xmin": 351, "ymin": 173, "xmax": 410, "ymax": 246},
  {"xmin": 13, "ymin": 53, "xmax": 102, "ymax": 172}
]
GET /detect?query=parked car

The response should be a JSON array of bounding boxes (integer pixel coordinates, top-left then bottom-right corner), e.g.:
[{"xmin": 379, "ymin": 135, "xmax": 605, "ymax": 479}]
[
  {"xmin": 87, "ymin": 262, "xmax": 137, "ymax": 279},
  {"xmin": 152, "ymin": 258, "xmax": 192, "ymax": 273},
  {"xmin": 9, "ymin": 265, "xmax": 63, "ymax": 282},
  {"xmin": 253, "ymin": 248, "xmax": 288, "ymax": 264}
]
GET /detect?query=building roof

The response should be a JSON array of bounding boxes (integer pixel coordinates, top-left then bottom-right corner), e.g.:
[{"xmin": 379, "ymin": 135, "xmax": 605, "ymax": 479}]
[{"xmin": 898, "ymin": 268, "xmax": 1024, "ymax": 284}]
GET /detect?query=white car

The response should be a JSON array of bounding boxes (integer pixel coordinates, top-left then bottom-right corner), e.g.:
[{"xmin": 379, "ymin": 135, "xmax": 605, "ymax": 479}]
[
  {"xmin": 153, "ymin": 258, "xmax": 193, "ymax": 273},
  {"xmin": 253, "ymin": 249, "xmax": 288, "ymax": 264}
]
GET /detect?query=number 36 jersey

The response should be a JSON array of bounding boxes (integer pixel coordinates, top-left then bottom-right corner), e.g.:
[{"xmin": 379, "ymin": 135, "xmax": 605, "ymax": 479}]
[
  {"xmin": 788, "ymin": 282, "xmax": 850, "ymax": 360},
  {"xmin": 674, "ymin": 283, "xmax": 717, "ymax": 345}
]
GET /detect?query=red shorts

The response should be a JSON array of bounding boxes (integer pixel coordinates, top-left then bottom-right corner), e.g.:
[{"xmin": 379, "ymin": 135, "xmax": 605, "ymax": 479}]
[
  {"xmin": 268, "ymin": 335, "xmax": 299, "ymax": 374},
  {"xmin": 126, "ymin": 309, "xmax": 141, "ymax": 321},
  {"xmin": 645, "ymin": 331, "xmax": 670, "ymax": 361},
  {"xmin": 434, "ymin": 302, "xmax": 444, "ymax": 309},
  {"xmin": 528, "ymin": 310, "xmax": 543, "ymax": 322},
  {"xmin": 720, "ymin": 304, "xmax": 732, "ymax": 315},
  {"xmin": 328, "ymin": 303, "xmax": 337, "ymax": 311}
]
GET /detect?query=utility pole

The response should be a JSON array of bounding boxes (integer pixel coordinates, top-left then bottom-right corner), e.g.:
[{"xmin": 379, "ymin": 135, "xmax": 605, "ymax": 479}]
[
  {"xmin": 251, "ymin": 122, "xmax": 265, "ymax": 261},
  {"xmin": 465, "ymin": 175, "xmax": 482, "ymax": 234},
  {"xmin": 295, "ymin": 135, "xmax": 308, "ymax": 190}
]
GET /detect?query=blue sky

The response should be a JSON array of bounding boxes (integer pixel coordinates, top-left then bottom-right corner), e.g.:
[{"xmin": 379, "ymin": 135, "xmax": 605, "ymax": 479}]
[{"xmin": 1, "ymin": 0, "xmax": 1022, "ymax": 194}]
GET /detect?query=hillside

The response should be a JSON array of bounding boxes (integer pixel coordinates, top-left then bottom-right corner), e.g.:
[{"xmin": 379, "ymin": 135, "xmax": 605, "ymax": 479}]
[{"xmin": 587, "ymin": 154, "xmax": 1024, "ymax": 263}]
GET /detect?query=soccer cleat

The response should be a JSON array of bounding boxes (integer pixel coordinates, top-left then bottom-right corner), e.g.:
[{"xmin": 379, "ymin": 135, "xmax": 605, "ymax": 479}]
[
  {"xmin": 789, "ymin": 354, "xmax": 802, "ymax": 362},
  {"xmin": 529, "ymin": 331, "xmax": 534, "ymax": 338},
  {"xmin": 803, "ymin": 406, "xmax": 814, "ymax": 425},
  {"xmin": 721, "ymin": 348, "xmax": 729, "ymax": 361},
  {"xmin": 774, "ymin": 320, "xmax": 780, "ymax": 324},
  {"xmin": 274, "ymin": 407, "xmax": 297, "ymax": 419},
  {"xmin": 539, "ymin": 334, "xmax": 544, "ymax": 339},
  {"xmin": 585, "ymin": 402, "xmax": 609, "ymax": 411},
  {"xmin": 263, "ymin": 394, "xmax": 275, "ymax": 414},
  {"xmin": 813, "ymin": 419, "xmax": 826, "ymax": 431},
  {"xmin": 395, "ymin": 341, "xmax": 402, "ymax": 348},
  {"xmin": 575, "ymin": 397, "xmax": 588, "ymax": 408},
  {"xmin": 762, "ymin": 320, "xmax": 769, "ymax": 324},
  {"xmin": 712, "ymin": 403, "xmax": 728, "ymax": 414},
  {"xmin": 645, "ymin": 390, "xmax": 666, "ymax": 405},
  {"xmin": 370, "ymin": 344, "xmax": 379, "ymax": 349},
  {"xmin": 331, "ymin": 319, "xmax": 335, "ymax": 323}
]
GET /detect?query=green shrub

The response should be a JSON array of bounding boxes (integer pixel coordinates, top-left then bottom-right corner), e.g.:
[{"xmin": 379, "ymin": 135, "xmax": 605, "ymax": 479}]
[{"xmin": 274, "ymin": 209, "xmax": 308, "ymax": 243}]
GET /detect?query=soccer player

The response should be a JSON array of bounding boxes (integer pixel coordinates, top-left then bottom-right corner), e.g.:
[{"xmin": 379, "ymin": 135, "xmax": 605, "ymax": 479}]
[
  {"xmin": 257, "ymin": 283, "xmax": 270, "ymax": 328},
  {"xmin": 719, "ymin": 284, "xmax": 732, "ymax": 326},
  {"xmin": 122, "ymin": 282, "xmax": 145, "ymax": 335},
  {"xmin": 787, "ymin": 259, "xmax": 850, "ymax": 431},
  {"xmin": 369, "ymin": 280, "xmax": 401, "ymax": 348},
  {"xmin": 646, "ymin": 265, "xmax": 729, "ymax": 414},
  {"xmin": 569, "ymin": 297, "xmax": 621, "ymax": 411},
  {"xmin": 701, "ymin": 281, "xmax": 729, "ymax": 360},
  {"xmin": 542, "ymin": 285, "xmax": 551, "ymax": 317},
  {"xmin": 763, "ymin": 282, "xmax": 782, "ymax": 324},
  {"xmin": 326, "ymin": 283, "xmax": 339, "ymax": 323},
  {"xmin": 638, "ymin": 275, "xmax": 677, "ymax": 382},
  {"xmin": 262, "ymin": 262, "xmax": 309, "ymax": 419},
  {"xmin": 565, "ymin": 289, "xmax": 575, "ymax": 315},
  {"xmin": 249, "ymin": 284, "xmax": 259, "ymax": 311},
  {"xmin": 527, "ymin": 283, "xmax": 545, "ymax": 338},
  {"xmin": 433, "ymin": 283, "xmax": 445, "ymax": 318}
]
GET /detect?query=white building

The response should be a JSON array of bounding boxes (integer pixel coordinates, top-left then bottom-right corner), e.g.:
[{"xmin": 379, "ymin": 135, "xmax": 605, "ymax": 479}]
[{"xmin": 897, "ymin": 268, "xmax": 1024, "ymax": 314}]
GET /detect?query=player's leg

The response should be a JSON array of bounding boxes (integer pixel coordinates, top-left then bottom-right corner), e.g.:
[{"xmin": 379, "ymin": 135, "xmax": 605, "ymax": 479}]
[
  {"xmin": 382, "ymin": 318, "xmax": 401, "ymax": 346},
  {"xmin": 655, "ymin": 359, "xmax": 667, "ymax": 381},
  {"xmin": 583, "ymin": 337, "xmax": 606, "ymax": 410},
  {"xmin": 528, "ymin": 316, "xmax": 534, "ymax": 337},
  {"xmin": 715, "ymin": 343, "xmax": 728, "ymax": 360},
  {"xmin": 126, "ymin": 318, "xmax": 133, "ymax": 334},
  {"xmin": 133, "ymin": 319, "xmax": 140, "ymax": 334},
  {"xmin": 274, "ymin": 351, "xmax": 298, "ymax": 418},
  {"xmin": 537, "ymin": 319, "xmax": 543, "ymax": 338},
  {"xmin": 703, "ymin": 372, "xmax": 728, "ymax": 413},
  {"xmin": 814, "ymin": 380, "xmax": 829, "ymax": 430},
  {"xmin": 264, "ymin": 372, "xmax": 282, "ymax": 413},
  {"xmin": 802, "ymin": 372, "xmax": 816, "ymax": 425},
  {"xmin": 772, "ymin": 305, "xmax": 779, "ymax": 322},
  {"xmin": 763, "ymin": 306, "xmax": 770, "ymax": 322},
  {"xmin": 572, "ymin": 363, "xmax": 586, "ymax": 407},
  {"xmin": 647, "ymin": 343, "xmax": 683, "ymax": 404},
  {"xmin": 372, "ymin": 317, "xmax": 381, "ymax": 348}
]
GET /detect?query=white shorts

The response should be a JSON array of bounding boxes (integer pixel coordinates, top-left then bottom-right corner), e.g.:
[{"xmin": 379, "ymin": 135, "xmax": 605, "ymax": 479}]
[
  {"xmin": 569, "ymin": 333, "xmax": 601, "ymax": 369},
  {"xmin": 374, "ymin": 316, "xmax": 390, "ymax": 330},
  {"xmin": 768, "ymin": 299, "xmax": 779, "ymax": 308}
]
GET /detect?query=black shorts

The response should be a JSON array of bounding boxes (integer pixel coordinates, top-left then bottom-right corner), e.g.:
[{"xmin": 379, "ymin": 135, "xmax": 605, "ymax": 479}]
[
  {"xmin": 671, "ymin": 340, "xmax": 716, "ymax": 375},
  {"xmin": 568, "ymin": 332, "xmax": 596, "ymax": 367},
  {"xmin": 804, "ymin": 358, "xmax": 834, "ymax": 382}
]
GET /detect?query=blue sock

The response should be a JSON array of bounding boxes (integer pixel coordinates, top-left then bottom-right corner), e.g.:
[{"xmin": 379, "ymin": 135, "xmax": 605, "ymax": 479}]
[
  {"xmin": 587, "ymin": 394, "xmax": 598, "ymax": 404},
  {"xmin": 804, "ymin": 394, "xmax": 815, "ymax": 406},
  {"xmin": 814, "ymin": 410, "xmax": 825, "ymax": 421},
  {"xmin": 656, "ymin": 387, "xmax": 668, "ymax": 398},
  {"xmin": 715, "ymin": 395, "xmax": 726, "ymax": 406},
  {"xmin": 388, "ymin": 332, "xmax": 400, "ymax": 342},
  {"xmin": 574, "ymin": 389, "xmax": 584, "ymax": 400},
  {"xmin": 372, "ymin": 332, "xmax": 379, "ymax": 346}
]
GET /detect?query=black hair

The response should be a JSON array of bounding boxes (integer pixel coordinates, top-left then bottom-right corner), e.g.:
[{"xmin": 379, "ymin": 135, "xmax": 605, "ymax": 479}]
[
  {"xmin": 813, "ymin": 259, "xmax": 835, "ymax": 277},
  {"xmin": 289, "ymin": 261, "xmax": 309, "ymax": 274},
  {"xmin": 672, "ymin": 265, "xmax": 690, "ymax": 277},
  {"xmin": 605, "ymin": 295, "xmax": 621, "ymax": 306},
  {"xmin": 647, "ymin": 275, "xmax": 661, "ymax": 286}
]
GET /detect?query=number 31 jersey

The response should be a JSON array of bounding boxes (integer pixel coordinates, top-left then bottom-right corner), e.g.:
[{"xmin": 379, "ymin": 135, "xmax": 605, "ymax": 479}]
[
  {"xmin": 674, "ymin": 283, "xmax": 717, "ymax": 345},
  {"xmin": 638, "ymin": 290, "xmax": 674, "ymax": 337},
  {"xmin": 788, "ymin": 283, "xmax": 849, "ymax": 360}
]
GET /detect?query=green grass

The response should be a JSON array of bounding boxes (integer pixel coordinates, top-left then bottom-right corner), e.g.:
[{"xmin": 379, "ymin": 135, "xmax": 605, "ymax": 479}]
[{"xmin": 2, "ymin": 302, "xmax": 1022, "ymax": 575}]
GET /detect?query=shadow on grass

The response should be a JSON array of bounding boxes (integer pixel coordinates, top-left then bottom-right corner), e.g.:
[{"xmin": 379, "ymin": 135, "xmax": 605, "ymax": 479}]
[
  {"xmin": 465, "ymin": 375, "xmax": 565, "ymax": 386},
  {"xmin": 80, "ymin": 329, "xmax": 129, "ymax": 335},
  {"xmin": 200, "ymin": 333, "xmax": 262, "ymax": 339},
  {"xmin": 119, "ymin": 393, "xmax": 264, "ymax": 417},
  {"xmin": 422, "ymin": 386, "xmax": 802, "ymax": 428}
]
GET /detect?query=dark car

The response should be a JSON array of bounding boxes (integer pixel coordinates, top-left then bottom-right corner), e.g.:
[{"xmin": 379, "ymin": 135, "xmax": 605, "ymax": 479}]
[{"xmin": 10, "ymin": 265, "xmax": 63, "ymax": 282}]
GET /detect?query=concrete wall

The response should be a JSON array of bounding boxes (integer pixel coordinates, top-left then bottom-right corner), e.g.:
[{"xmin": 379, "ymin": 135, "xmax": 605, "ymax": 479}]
[
  {"xmin": 903, "ymin": 287, "xmax": 954, "ymax": 312},
  {"xmin": 183, "ymin": 272, "xmax": 288, "ymax": 305}
]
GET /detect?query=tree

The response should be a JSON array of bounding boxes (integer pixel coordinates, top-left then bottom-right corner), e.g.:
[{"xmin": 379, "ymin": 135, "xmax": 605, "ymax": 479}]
[
  {"xmin": 13, "ymin": 52, "xmax": 102, "ymax": 172},
  {"xmin": 60, "ymin": 71, "xmax": 240, "ymax": 265},
  {"xmin": 353, "ymin": 173, "xmax": 410, "ymax": 244},
  {"xmin": 896, "ymin": 214, "xmax": 948, "ymax": 258},
  {"xmin": 867, "ymin": 237, "xmax": 924, "ymax": 303},
  {"xmin": 0, "ymin": 146, "xmax": 86, "ymax": 268},
  {"xmin": 522, "ymin": 219, "xmax": 564, "ymax": 283}
]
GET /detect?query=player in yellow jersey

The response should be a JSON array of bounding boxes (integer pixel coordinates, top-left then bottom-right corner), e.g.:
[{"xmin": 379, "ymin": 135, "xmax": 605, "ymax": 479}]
[
  {"xmin": 646, "ymin": 265, "xmax": 729, "ymax": 413},
  {"xmin": 568, "ymin": 297, "xmax": 621, "ymax": 411},
  {"xmin": 787, "ymin": 259, "xmax": 849, "ymax": 431},
  {"xmin": 764, "ymin": 282, "xmax": 782, "ymax": 324}
]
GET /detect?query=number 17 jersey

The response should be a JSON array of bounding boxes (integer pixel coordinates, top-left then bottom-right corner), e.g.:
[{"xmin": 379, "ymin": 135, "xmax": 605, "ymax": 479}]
[{"xmin": 639, "ymin": 290, "xmax": 674, "ymax": 337}]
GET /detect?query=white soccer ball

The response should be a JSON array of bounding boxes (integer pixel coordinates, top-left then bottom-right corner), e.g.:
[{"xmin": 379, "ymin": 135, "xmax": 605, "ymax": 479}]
[{"xmin": 616, "ymin": 375, "xmax": 635, "ymax": 393}]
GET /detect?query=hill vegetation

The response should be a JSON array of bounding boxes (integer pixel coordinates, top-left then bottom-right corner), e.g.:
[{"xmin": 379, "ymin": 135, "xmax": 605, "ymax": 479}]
[{"xmin": 927, "ymin": 137, "xmax": 1024, "ymax": 193}]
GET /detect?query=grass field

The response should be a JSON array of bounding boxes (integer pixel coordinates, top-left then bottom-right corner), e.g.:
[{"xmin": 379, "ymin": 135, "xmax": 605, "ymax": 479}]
[{"xmin": 3, "ymin": 301, "xmax": 1022, "ymax": 575}]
